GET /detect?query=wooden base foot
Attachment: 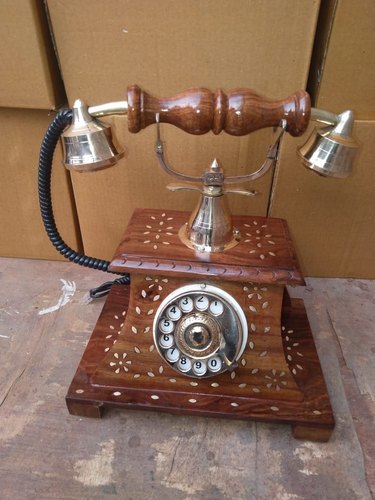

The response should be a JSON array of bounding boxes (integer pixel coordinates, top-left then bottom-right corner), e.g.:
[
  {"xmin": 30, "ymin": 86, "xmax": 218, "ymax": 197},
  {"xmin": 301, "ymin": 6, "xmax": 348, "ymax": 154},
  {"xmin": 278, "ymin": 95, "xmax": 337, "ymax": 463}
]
[
  {"xmin": 292, "ymin": 425, "xmax": 333, "ymax": 442},
  {"xmin": 66, "ymin": 399, "xmax": 104, "ymax": 418}
]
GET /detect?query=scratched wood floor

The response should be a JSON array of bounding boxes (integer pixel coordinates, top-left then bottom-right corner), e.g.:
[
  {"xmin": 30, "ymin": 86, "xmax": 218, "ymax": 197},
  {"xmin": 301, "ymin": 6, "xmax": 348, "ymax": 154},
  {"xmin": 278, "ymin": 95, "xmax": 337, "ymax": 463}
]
[{"xmin": 0, "ymin": 257, "xmax": 373, "ymax": 499}]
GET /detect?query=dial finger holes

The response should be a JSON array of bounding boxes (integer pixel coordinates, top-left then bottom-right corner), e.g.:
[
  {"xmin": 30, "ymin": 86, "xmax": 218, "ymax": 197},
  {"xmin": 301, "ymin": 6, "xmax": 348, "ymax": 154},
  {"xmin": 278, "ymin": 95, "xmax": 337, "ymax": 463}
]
[
  {"xmin": 208, "ymin": 356, "xmax": 222, "ymax": 373},
  {"xmin": 192, "ymin": 360, "xmax": 207, "ymax": 376},
  {"xmin": 166, "ymin": 305, "xmax": 182, "ymax": 321},
  {"xmin": 194, "ymin": 295, "xmax": 209, "ymax": 311},
  {"xmin": 209, "ymin": 299, "xmax": 224, "ymax": 316},
  {"xmin": 159, "ymin": 318, "xmax": 174, "ymax": 334},
  {"xmin": 177, "ymin": 356, "xmax": 192, "ymax": 373},
  {"xmin": 159, "ymin": 333, "xmax": 174, "ymax": 349},
  {"xmin": 179, "ymin": 296, "xmax": 193, "ymax": 313},
  {"xmin": 166, "ymin": 347, "xmax": 180, "ymax": 363}
]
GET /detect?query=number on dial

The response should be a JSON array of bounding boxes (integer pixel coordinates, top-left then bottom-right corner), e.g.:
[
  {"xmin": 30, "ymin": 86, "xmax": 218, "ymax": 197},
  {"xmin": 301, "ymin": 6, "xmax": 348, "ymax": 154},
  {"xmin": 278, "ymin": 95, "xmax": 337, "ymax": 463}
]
[
  {"xmin": 193, "ymin": 360, "xmax": 207, "ymax": 376},
  {"xmin": 159, "ymin": 318, "xmax": 174, "ymax": 334},
  {"xmin": 179, "ymin": 296, "xmax": 193, "ymax": 313},
  {"xmin": 177, "ymin": 356, "xmax": 192, "ymax": 372},
  {"xmin": 159, "ymin": 333, "xmax": 174, "ymax": 349},
  {"xmin": 209, "ymin": 299, "xmax": 224, "ymax": 316},
  {"xmin": 208, "ymin": 356, "xmax": 222, "ymax": 372},
  {"xmin": 166, "ymin": 305, "xmax": 182, "ymax": 321},
  {"xmin": 194, "ymin": 295, "xmax": 209, "ymax": 311},
  {"xmin": 166, "ymin": 347, "xmax": 180, "ymax": 363}
]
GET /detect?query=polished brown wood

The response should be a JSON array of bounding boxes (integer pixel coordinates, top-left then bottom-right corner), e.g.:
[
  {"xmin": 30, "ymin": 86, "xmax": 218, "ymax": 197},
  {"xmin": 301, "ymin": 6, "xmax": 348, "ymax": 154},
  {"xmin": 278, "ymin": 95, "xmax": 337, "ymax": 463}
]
[
  {"xmin": 66, "ymin": 208, "xmax": 334, "ymax": 441},
  {"xmin": 109, "ymin": 208, "xmax": 305, "ymax": 286},
  {"xmin": 292, "ymin": 425, "xmax": 334, "ymax": 442},
  {"xmin": 127, "ymin": 85, "xmax": 311, "ymax": 137},
  {"xmin": 66, "ymin": 285, "xmax": 334, "ymax": 441},
  {"xmin": 92, "ymin": 275, "xmax": 303, "ymax": 402}
]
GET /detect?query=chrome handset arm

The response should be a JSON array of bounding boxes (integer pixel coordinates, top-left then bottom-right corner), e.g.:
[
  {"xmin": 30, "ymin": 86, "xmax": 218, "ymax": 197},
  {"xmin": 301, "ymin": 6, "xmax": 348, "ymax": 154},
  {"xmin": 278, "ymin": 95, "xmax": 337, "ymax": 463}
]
[{"xmin": 154, "ymin": 117, "xmax": 287, "ymax": 189}]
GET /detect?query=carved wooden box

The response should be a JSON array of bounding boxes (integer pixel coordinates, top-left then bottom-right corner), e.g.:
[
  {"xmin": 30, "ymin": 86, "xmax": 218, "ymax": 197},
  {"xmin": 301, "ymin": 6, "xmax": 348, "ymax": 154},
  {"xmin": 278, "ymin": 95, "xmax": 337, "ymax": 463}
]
[{"xmin": 66, "ymin": 209, "xmax": 334, "ymax": 442}]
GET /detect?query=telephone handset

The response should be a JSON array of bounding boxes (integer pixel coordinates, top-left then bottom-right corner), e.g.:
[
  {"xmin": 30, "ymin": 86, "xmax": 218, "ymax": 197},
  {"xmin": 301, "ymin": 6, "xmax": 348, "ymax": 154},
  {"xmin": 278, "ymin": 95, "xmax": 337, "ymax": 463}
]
[{"xmin": 39, "ymin": 85, "xmax": 358, "ymax": 441}]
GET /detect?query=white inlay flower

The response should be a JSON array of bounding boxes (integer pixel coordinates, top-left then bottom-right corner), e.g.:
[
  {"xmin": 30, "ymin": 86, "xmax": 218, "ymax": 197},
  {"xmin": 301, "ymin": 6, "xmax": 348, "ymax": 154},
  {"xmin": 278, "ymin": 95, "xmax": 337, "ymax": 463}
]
[
  {"xmin": 264, "ymin": 369, "xmax": 287, "ymax": 391},
  {"xmin": 242, "ymin": 222, "xmax": 277, "ymax": 259},
  {"xmin": 243, "ymin": 282, "xmax": 271, "ymax": 313},
  {"xmin": 282, "ymin": 325, "xmax": 304, "ymax": 373},
  {"xmin": 110, "ymin": 352, "xmax": 128, "ymax": 374},
  {"xmin": 143, "ymin": 213, "xmax": 174, "ymax": 250}
]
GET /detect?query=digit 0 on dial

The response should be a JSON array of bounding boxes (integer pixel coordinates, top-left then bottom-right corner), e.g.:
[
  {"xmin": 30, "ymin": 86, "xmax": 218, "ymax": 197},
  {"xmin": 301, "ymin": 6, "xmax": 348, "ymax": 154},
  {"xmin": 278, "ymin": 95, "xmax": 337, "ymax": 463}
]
[{"xmin": 153, "ymin": 284, "xmax": 248, "ymax": 378}]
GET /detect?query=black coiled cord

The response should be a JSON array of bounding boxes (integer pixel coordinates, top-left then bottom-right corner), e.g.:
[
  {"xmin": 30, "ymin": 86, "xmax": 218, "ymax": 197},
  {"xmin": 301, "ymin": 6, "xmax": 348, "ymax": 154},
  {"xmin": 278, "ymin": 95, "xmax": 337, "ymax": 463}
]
[{"xmin": 38, "ymin": 109, "xmax": 130, "ymax": 291}]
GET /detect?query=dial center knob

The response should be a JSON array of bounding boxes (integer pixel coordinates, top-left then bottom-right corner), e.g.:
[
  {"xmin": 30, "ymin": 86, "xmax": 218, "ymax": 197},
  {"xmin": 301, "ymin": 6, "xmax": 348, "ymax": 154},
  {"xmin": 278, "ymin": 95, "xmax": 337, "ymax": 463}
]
[
  {"xmin": 186, "ymin": 324, "xmax": 211, "ymax": 350},
  {"xmin": 175, "ymin": 312, "xmax": 220, "ymax": 358}
]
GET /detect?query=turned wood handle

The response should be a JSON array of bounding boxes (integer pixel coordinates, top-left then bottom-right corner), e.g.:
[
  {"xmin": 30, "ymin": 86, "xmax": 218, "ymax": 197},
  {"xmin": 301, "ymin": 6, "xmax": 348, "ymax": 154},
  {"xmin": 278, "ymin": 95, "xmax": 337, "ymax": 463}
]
[{"xmin": 127, "ymin": 85, "xmax": 310, "ymax": 137}]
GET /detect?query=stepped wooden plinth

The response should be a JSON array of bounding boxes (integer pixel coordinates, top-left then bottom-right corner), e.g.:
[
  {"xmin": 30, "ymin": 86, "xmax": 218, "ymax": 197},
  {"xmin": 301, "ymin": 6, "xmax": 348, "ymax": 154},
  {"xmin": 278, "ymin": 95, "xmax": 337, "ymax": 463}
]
[{"xmin": 66, "ymin": 209, "xmax": 334, "ymax": 442}]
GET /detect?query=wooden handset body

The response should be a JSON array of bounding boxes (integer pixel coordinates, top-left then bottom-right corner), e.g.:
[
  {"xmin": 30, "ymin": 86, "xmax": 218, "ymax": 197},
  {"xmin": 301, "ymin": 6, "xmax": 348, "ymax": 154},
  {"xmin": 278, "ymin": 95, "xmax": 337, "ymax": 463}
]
[{"xmin": 126, "ymin": 85, "xmax": 311, "ymax": 137}]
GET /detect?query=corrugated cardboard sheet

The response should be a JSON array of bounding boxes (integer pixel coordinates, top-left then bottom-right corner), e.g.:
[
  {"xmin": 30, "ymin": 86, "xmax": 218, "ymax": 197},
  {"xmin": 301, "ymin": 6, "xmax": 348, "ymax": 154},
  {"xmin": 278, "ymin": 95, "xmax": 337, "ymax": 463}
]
[
  {"xmin": 0, "ymin": 0, "xmax": 65, "ymax": 109},
  {"xmin": 0, "ymin": 108, "xmax": 81, "ymax": 260},
  {"xmin": 310, "ymin": 0, "xmax": 375, "ymax": 117},
  {"xmin": 269, "ymin": 121, "xmax": 375, "ymax": 278},
  {"xmin": 47, "ymin": 0, "xmax": 320, "ymax": 260}
]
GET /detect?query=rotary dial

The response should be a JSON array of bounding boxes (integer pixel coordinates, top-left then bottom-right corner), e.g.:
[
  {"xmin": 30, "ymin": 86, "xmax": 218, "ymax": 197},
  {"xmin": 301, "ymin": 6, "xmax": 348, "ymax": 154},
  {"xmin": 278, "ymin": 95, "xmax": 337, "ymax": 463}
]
[{"xmin": 153, "ymin": 284, "xmax": 248, "ymax": 378}]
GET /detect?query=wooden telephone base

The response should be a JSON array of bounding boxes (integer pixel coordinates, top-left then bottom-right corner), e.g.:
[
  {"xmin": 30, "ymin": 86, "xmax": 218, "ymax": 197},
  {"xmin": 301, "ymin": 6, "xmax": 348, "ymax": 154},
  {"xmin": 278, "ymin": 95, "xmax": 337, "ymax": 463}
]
[{"xmin": 66, "ymin": 209, "xmax": 334, "ymax": 442}]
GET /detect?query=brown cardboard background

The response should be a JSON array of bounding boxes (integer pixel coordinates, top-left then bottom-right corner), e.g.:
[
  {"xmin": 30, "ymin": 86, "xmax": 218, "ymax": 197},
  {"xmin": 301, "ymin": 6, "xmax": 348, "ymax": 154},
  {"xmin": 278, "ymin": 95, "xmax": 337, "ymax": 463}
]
[
  {"xmin": 313, "ymin": 0, "xmax": 375, "ymax": 118},
  {"xmin": 306, "ymin": 0, "xmax": 337, "ymax": 106},
  {"xmin": 0, "ymin": 0, "xmax": 65, "ymax": 110},
  {"xmin": 0, "ymin": 108, "xmax": 81, "ymax": 260},
  {"xmin": 269, "ymin": 121, "xmax": 375, "ymax": 278},
  {"xmin": 47, "ymin": 0, "xmax": 321, "ymax": 260},
  {"xmin": 46, "ymin": 0, "xmax": 320, "ymax": 105}
]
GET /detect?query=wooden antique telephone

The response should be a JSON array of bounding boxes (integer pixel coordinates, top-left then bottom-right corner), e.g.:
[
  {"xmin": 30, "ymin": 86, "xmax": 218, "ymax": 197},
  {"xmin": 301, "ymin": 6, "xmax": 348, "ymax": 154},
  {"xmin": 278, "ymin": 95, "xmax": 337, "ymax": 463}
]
[{"xmin": 38, "ymin": 86, "xmax": 358, "ymax": 441}]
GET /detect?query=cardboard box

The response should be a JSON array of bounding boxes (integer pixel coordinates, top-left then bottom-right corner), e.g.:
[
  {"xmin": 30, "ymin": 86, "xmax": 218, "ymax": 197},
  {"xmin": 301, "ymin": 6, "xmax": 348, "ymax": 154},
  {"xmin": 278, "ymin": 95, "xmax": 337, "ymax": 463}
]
[
  {"xmin": 269, "ymin": 121, "xmax": 375, "ymax": 278},
  {"xmin": 47, "ymin": 0, "xmax": 321, "ymax": 260},
  {"xmin": 308, "ymin": 0, "xmax": 375, "ymax": 118},
  {"xmin": 0, "ymin": 0, "xmax": 65, "ymax": 109},
  {"xmin": 0, "ymin": 108, "xmax": 81, "ymax": 261}
]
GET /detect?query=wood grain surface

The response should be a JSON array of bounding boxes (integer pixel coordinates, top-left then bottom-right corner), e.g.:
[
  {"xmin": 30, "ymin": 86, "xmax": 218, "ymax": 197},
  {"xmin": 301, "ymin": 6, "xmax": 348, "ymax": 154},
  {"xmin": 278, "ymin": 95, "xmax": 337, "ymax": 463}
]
[
  {"xmin": 127, "ymin": 85, "xmax": 310, "ymax": 136},
  {"xmin": 109, "ymin": 208, "xmax": 305, "ymax": 286},
  {"xmin": 67, "ymin": 282, "xmax": 334, "ymax": 441},
  {"xmin": 65, "ymin": 208, "xmax": 333, "ymax": 440}
]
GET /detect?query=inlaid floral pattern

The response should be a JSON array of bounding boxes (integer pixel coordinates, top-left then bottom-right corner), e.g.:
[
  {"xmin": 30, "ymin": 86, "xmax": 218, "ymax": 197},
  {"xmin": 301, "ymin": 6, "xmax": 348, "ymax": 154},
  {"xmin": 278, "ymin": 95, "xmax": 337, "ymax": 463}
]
[
  {"xmin": 142, "ymin": 212, "xmax": 174, "ymax": 250},
  {"xmin": 282, "ymin": 326, "xmax": 305, "ymax": 376},
  {"xmin": 241, "ymin": 220, "xmax": 277, "ymax": 260},
  {"xmin": 264, "ymin": 369, "xmax": 287, "ymax": 391},
  {"xmin": 103, "ymin": 310, "xmax": 126, "ymax": 352},
  {"xmin": 130, "ymin": 276, "xmax": 168, "ymax": 334},
  {"xmin": 109, "ymin": 276, "xmax": 171, "ymax": 374},
  {"xmin": 243, "ymin": 282, "xmax": 271, "ymax": 321},
  {"xmin": 109, "ymin": 352, "xmax": 131, "ymax": 374},
  {"xmin": 142, "ymin": 276, "xmax": 169, "ymax": 294}
]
